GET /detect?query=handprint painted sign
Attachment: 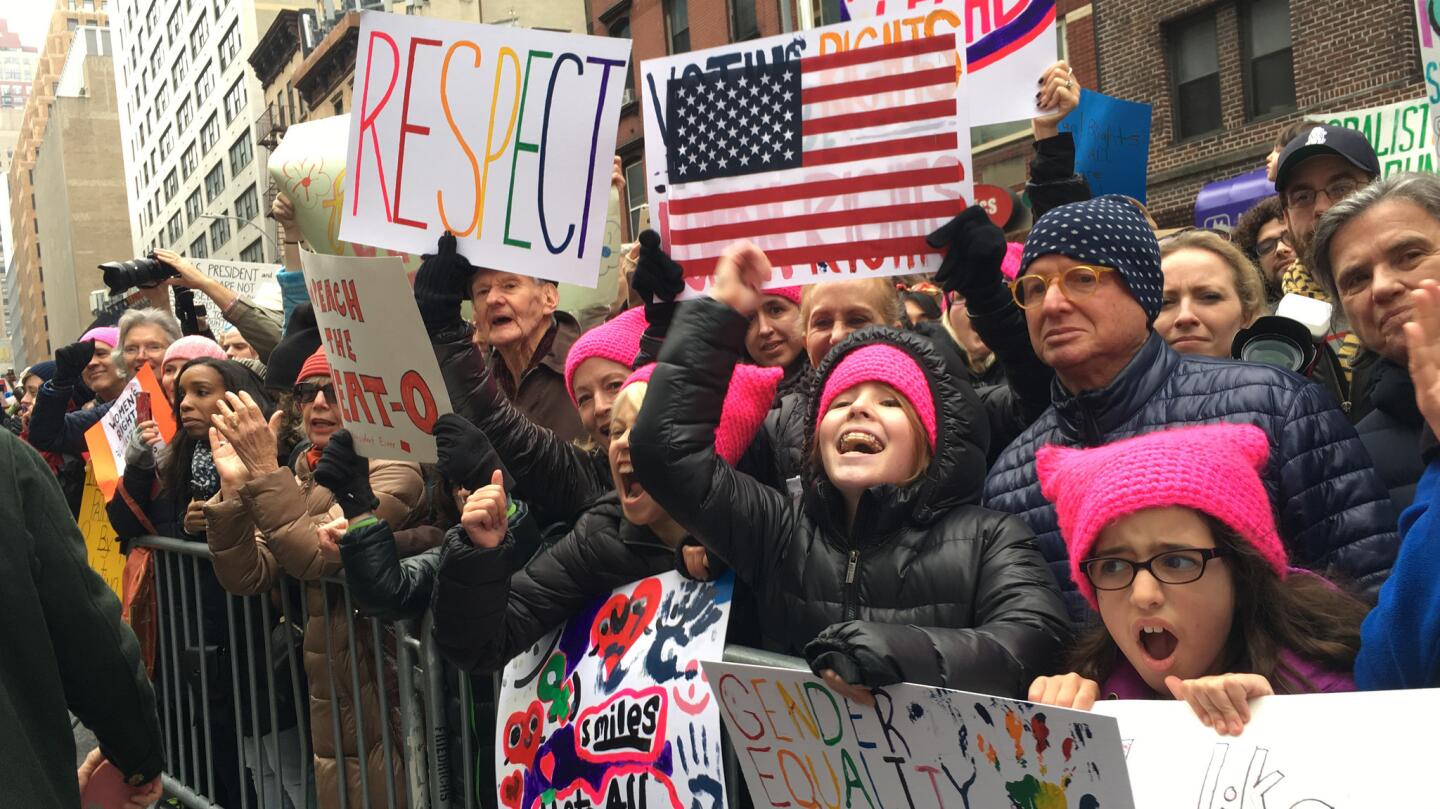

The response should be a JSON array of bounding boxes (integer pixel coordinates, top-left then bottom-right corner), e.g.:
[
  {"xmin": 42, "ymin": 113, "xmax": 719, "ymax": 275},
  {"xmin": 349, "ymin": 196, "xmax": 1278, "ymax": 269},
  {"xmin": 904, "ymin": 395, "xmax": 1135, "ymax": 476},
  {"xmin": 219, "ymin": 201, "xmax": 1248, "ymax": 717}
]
[
  {"xmin": 704, "ymin": 661, "xmax": 1134, "ymax": 809},
  {"xmin": 495, "ymin": 572, "xmax": 733, "ymax": 809}
]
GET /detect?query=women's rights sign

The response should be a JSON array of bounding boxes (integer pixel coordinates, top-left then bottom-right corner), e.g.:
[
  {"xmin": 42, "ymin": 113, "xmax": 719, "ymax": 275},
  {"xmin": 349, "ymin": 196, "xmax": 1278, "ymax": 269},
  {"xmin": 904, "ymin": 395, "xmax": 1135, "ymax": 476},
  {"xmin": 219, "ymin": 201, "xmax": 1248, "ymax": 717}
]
[
  {"xmin": 341, "ymin": 11, "xmax": 632, "ymax": 287},
  {"xmin": 299, "ymin": 251, "xmax": 452, "ymax": 463},
  {"xmin": 703, "ymin": 662, "xmax": 1134, "ymax": 809}
]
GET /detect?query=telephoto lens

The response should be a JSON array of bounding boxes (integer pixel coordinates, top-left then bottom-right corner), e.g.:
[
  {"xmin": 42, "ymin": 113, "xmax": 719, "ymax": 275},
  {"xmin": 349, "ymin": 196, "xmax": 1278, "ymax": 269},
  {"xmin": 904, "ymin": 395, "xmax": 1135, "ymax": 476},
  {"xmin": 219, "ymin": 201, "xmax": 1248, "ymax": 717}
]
[
  {"xmin": 1231, "ymin": 315, "xmax": 1318, "ymax": 375},
  {"xmin": 99, "ymin": 255, "xmax": 178, "ymax": 293}
]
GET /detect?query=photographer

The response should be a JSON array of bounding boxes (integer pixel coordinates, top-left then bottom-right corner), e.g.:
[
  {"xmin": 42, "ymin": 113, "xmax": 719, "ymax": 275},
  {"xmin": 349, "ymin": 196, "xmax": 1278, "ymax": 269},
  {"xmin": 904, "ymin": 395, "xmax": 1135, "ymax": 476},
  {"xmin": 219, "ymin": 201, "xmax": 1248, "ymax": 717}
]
[
  {"xmin": 154, "ymin": 249, "xmax": 283, "ymax": 363},
  {"xmin": 27, "ymin": 325, "xmax": 138, "ymax": 459}
]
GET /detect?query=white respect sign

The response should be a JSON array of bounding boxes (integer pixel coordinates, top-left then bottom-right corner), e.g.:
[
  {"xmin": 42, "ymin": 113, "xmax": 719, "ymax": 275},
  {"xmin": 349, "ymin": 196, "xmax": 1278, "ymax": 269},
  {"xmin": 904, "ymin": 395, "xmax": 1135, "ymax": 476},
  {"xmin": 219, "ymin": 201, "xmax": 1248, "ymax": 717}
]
[
  {"xmin": 298, "ymin": 251, "xmax": 452, "ymax": 463},
  {"xmin": 340, "ymin": 11, "xmax": 632, "ymax": 287}
]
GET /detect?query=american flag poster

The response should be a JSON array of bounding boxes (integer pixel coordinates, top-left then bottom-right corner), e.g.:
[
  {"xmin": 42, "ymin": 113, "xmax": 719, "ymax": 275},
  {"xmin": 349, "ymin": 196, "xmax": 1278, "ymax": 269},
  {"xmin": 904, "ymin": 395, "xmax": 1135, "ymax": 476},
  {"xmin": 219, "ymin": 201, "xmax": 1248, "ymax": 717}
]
[{"xmin": 640, "ymin": 15, "xmax": 973, "ymax": 292}]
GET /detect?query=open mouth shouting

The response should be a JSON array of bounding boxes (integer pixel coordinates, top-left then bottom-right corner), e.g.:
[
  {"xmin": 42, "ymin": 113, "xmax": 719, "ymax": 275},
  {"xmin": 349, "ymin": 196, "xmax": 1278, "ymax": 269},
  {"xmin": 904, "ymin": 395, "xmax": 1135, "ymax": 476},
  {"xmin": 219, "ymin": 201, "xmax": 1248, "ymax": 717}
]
[
  {"xmin": 837, "ymin": 429, "xmax": 885, "ymax": 455},
  {"xmin": 615, "ymin": 458, "xmax": 645, "ymax": 507},
  {"xmin": 1135, "ymin": 621, "xmax": 1179, "ymax": 672}
]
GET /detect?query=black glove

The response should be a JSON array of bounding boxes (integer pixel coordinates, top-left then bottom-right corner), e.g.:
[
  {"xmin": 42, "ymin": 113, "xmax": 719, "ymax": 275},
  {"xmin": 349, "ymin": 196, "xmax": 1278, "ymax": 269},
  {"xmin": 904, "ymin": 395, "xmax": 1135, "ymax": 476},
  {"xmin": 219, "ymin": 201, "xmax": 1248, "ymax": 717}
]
[
  {"xmin": 925, "ymin": 206, "xmax": 1010, "ymax": 308},
  {"xmin": 433, "ymin": 413, "xmax": 515, "ymax": 492},
  {"xmin": 54, "ymin": 340, "xmax": 96, "ymax": 385},
  {"xmin": 413, "ymin": 231, "xmax": 477, "ymax": 338},
  {"xmin": 633, "ymin": 230, "xmax": 686, "ymax": 333},
  {"xmin": 312, "ymin": 429, "xmax": 379, "ymax": 519},
  {"xmin": 803, "ymin": 620, "xmax": 904, "ymax": 689}
]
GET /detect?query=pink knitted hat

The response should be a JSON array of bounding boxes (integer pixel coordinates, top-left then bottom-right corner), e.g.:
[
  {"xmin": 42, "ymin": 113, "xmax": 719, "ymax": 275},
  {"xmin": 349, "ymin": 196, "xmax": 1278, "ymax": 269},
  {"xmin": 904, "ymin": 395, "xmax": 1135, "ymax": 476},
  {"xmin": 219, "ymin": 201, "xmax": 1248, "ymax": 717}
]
[
  {"xmin": 816, "ymin": 344, "xmax": 937, "ymax": 450},
  {"xmin": 1035, "ymin": 423, "xmax": 1287, "ymax": 609},
  {"xmin": 162, "ymin": 335, "xmax": 225, "ymax": 367},
  {"xmin": 622, "ymin": 362, "xmax": 782, "ymax": 464},
  {"xmin": 564, "ymin": 307, "xmax": 648, "ymax": 404},
  {"xmin": 764, "ymin": 286, "xmax": 803, "ymax": 305},
  {"xmin": 81, "ymin": 326, "xmax": 120, "ymax": 347}
]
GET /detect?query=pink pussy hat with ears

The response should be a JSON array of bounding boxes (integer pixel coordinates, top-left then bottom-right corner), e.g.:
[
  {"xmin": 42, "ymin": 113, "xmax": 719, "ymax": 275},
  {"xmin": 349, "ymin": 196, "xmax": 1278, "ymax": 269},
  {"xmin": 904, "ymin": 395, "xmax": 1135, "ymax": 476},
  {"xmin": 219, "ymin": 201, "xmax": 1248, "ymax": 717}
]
[
  {"xmin": 80, "ymin": 326, "xmax": 120, "ymax": 348},
  {"xmin": 563, "ymin": 306, "xmax": 649, "ymax": 404},
  {"xmin": 622, "ymin": 362, "xmax": 783, "ymax": 465},
  {"xmin": 1035, "ymin": 423, "xmax": 1288, "ymax": 610},
  {"xmin": 816, "ymin": 344, "xmax": 938, "ymax": 450}
]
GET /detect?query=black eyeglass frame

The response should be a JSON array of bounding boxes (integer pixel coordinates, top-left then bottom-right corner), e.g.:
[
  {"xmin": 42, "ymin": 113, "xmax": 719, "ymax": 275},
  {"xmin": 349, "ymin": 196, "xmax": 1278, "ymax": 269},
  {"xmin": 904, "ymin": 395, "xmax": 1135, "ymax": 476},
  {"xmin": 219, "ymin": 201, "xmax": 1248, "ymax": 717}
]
[{"xmin": 1080, "ymin": 546, "xmax": 1231, "ymax": 591}]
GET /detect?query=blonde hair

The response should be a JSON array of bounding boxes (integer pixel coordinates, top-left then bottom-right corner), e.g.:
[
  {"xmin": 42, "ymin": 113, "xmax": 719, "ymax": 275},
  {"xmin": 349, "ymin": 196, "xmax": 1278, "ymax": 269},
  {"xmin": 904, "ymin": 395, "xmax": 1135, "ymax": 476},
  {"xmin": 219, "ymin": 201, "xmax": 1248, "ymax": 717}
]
[
  {"xmin": 811, "ymin": 381, "xmax": 932, "ymax": 486},
  {"xmin": 800, "ymin": 278, "xmax": 902, "ymax": 328},
  {"xmin": 1159, "ymin": 231, "xmax": 1267, "ymax": 324}
]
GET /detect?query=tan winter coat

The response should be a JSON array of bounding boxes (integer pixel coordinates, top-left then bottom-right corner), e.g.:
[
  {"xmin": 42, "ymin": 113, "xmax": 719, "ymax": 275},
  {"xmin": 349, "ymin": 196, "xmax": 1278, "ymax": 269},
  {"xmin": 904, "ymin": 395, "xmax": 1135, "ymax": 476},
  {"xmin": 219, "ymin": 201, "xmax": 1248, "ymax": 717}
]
[{"xmin": 205, "ymin": 454, "xmax": 425, "ymax": 809}]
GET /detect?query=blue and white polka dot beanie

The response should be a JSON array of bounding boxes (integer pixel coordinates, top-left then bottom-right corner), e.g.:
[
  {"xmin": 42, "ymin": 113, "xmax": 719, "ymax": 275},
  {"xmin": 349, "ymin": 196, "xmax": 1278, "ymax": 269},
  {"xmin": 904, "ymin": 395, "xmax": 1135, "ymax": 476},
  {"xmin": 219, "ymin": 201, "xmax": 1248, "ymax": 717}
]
[{"xmin": 1019, "ymin": 195, "xmax": 1164, "ymax": 323}]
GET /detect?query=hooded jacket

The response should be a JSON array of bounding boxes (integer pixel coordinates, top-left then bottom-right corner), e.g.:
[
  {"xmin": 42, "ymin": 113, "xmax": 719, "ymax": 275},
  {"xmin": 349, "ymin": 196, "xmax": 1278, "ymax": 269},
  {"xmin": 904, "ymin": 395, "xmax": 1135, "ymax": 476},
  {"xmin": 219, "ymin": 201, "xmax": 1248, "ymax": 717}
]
[
  {"xmin": 984, "ymin": 331, "xmax": 1399, "ymax": 622},
  {"xmin": 630, "ymin": 299, "xmax": 1069, "ymax": 698}
]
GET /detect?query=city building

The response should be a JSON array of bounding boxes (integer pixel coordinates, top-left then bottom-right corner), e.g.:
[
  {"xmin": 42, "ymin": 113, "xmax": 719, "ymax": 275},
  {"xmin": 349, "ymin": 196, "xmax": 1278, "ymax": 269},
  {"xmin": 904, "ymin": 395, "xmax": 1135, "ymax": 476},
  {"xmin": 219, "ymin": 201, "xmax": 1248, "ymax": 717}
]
[
  {"xmin": 31, "ymin": 26, "xmax": 133, "ymax": 355},
  {"xmin": 0, "ymin": 19, "xmax": 42, "ymax": 372},
  {"xmin": 111, "ymin": 0, "xmax": 304, "ymax": 272},
  {"xmin": 6, "ymin": 0, "xmax": 111, "ymax": 368},
  {"xmin": 1093, "ymin": 0, "xmax": 1424, "ymax": 227},
  {"xmin": 5, "ymin": 252, "xmax": 21, "ymax": 370}
]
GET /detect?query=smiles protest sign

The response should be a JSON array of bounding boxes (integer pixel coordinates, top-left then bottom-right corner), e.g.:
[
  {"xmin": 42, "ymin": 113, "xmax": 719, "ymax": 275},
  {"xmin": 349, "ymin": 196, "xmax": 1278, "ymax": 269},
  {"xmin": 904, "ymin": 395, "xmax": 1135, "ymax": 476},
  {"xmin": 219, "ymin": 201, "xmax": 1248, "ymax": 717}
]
[{"xmin": 341, "ymin": 11, "xmax": 632, "ymax": 287}]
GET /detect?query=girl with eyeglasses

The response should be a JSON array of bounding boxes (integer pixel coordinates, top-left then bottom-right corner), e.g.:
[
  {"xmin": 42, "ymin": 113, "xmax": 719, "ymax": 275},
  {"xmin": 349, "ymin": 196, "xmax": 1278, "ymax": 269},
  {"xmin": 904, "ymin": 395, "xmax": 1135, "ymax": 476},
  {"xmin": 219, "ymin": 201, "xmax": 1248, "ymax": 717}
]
[{"xmin": 1026, "ymin": 424, "xmax": 1367, "ymax": 735}]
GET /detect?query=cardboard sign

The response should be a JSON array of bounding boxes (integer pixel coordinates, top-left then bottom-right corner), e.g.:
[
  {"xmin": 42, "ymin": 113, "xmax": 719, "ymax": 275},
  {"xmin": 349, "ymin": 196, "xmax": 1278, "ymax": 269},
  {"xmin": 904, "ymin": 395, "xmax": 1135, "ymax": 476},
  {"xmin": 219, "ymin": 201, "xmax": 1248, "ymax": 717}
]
[
  {"xmin": 839, "ymin": 0, "xmax": 1057, "ymax": 126},
  {"xmin": 640, "ymin": 7, "xmax": 973, "ymax": 293},
  {"xmin": 298, "ymin": 251, "xmax": 452, "ymax": 463},
  {"xmin": 340, "ymin": 11, "xmax": 632, "ymax": 287},
  {"xmin": 83, "ymin": 364, "xmax": 178, "ymax": 500},
  {"xmin": 171, "ymin": 259, "xmax": 282, "ymax": 330},
  {"xmin": 496, "ymin": 572, "xmax": 733, "ymax": 809},
  {"xmin": 1057, "ymin": 89, "xmax": 1152, "ymax": 202},
  {"xmin": 705, "ymin": 661, "xmax": 1134, "ymax": 809},
  {"xmin": 1323, "ymin": 95, "xmax": 1436, "ymax": 176},
  {"xmin": 1415, "ymin": 0, "xmax": 1440, "ymax": 162},
  {"xmin": 78, "ymin": 462, "xmax": 125, "ymax": 597},
  {"xmin": 1093, "ymin": 689, "xmax": 1440, "ymax": 806}
]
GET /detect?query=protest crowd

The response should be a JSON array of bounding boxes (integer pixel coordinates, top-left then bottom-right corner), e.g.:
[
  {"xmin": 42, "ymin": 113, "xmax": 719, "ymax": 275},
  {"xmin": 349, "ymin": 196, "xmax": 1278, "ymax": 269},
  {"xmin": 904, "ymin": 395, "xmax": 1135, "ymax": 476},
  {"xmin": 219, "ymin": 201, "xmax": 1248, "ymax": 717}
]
[{"xmin": 7, "ymin": 7, "xmax": 1440, "ymax": 809}]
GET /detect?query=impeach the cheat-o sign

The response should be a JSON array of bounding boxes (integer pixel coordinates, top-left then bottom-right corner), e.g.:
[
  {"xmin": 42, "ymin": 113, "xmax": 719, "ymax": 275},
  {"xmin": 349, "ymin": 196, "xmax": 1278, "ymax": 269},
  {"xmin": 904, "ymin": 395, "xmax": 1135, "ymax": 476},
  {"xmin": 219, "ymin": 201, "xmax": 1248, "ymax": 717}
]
[{"xmin": 341, "ymin": 11, "xmax": 632, "ymax": 287}]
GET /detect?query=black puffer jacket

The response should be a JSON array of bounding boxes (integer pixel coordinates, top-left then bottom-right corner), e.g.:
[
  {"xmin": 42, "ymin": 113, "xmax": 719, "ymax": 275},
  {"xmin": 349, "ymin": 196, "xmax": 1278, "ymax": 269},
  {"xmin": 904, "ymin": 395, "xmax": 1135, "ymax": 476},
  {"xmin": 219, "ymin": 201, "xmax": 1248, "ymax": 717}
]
[
  {"xmin": 431, "ymin": 495, "xmax": 675, "ymax": 674},
  {"xmin": 631, "ymin": 300, "xmax": 1069, "ymax": 698},
  {"xmin": 1354, "ymin": 358, "xmax": 1425, "ymax": 514},
  {"xmin": 985, "ymin": 331, "xmax": 1400, "ymax": 622}
]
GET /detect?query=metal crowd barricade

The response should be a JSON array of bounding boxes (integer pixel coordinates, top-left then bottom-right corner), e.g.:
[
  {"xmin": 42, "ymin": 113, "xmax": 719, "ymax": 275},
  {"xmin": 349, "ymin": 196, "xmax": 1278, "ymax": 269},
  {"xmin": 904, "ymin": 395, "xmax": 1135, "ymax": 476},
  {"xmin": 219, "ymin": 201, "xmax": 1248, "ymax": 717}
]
[{"xmin": 139, "ymin": 533, "xmax": 810, "ymax": 809}]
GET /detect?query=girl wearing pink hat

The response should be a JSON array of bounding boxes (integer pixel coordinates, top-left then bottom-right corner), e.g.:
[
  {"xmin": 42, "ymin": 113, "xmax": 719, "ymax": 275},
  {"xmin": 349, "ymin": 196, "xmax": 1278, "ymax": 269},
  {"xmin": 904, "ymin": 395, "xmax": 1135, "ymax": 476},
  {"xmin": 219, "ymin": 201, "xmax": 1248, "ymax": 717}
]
[
  {"xmin": 629, "ymin": 241, "xmax": 1068, "ymax": 701},
  {"xmin": 1029, "ymin": 424, "xmax": 1367, "ymax": 735}
]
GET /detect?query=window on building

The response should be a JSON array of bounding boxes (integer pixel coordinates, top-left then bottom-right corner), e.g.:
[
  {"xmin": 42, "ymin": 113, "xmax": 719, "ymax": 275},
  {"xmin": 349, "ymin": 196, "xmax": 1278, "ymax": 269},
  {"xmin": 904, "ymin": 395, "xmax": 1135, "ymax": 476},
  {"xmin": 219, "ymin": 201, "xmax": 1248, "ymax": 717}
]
[
  {"xmin": 180, "ymin": 141, "xmax": 198, "ymax": 178},
  {"xmin": 185, "ymin": 188, "xmax": 202, "ymax": 224},
  {"xmin": 223, "ymin": 78, "xmax": 247, "ymax": 124},
  {"xmin": 176, "ymin": 94, "xmax": 193, "ymax": 131},
  {"xmin": 1167, "ymin": 12, "xmax": 1222, "ymax": 139},
  {"xmin": 190, "ymin": 15, "xmax": 209, "ymax": 59},
  {"xmin": 166, "ymin": 7, "xmax": 182, "ymax": 43},
  {"xmin": 150, "ymin": 48, "xmax": 163, "ymax": 80},
  {"xmin": 1241, "ymin": 0, "xmax": 1295, "ymax": 119},
  {"xmin": 158, "ymin": 125, "xmax": 174, "ymax": 160},
  {"xmin": 812, "ymin": 0, "xmax": 842, "ymax": 25},
  {"xmin": 218, "ymin": 21, "xmax": 241, "ymax": 71},
  {"xmin": 624, "ymin": 158, "xmax": 645, "ymax": 239},
  {"xmin": 228, "ymin": 130, "xmax": 252, "ymax": 177},
  {"xmin": 171, "ymin": 49, "xmax": 188, "ymax": 88},
  {"xmin": 665, "ymin": 0, "xmax": 689, "ymax": 53},
  {"xmin": 195, "ymin": 60, "xmax": 215, "ymax": 101},
  {"xmin": 67, "ymin": 18, "xmax": 78, "ymax": 32},
  {"xmin": 163, "ymin": 169, "xmax": 178, "ymax": 202},
  {"xmin": 240, "ymin": 238, "xmax": 264, "ymax": 263},
  {"xmin": 155, "ymin": 81, "xmax": 169, "ymax": 117},
  {"xmin": 166, "ymin": 212, "xmax": 182, "ymax": 245},
  {"xmin": 235, "ymin": 184, "xmax": 259, "ymax": 222},
  {"xmin": 209, "ymin": 212, "xmax": 230, "ymax": 248},
  {"xmin": 730, "ymin": 0, "xmax": 758, "ymax": 40},
  {"xmin": 204, "ymin": 162, "xmax": 225, "ymax": 202},
  {"xmin": 609, "ymin": 19, "xmax": 636, "ymax": 104},
  {"xmin": 199, "ymin": 112, "xmax": 219, "ymax": 151},
  {"xmin": 189, "ymin": 233, "xmax": 207, "ymax": 258}
]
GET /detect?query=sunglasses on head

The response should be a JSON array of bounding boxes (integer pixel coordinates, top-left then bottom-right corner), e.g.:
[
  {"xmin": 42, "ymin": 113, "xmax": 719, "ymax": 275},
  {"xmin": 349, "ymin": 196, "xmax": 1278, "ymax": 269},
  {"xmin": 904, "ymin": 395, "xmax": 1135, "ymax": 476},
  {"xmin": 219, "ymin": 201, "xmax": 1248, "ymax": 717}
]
[{"xmin": 295, "ymin": 381, "xmax": 335, "ymax": 404}]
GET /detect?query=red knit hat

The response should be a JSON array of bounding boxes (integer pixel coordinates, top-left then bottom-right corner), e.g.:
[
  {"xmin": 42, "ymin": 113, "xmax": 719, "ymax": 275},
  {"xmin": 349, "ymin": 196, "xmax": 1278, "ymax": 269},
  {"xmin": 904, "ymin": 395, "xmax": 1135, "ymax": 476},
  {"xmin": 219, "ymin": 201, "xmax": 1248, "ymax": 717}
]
[
  {"xmin": 296, "ymin": 347, "xmax": 331, "ymax": 383},
  {"xmin": 816, "ymin": 344, "xmax": 937, "ymax": 450},
  {"xmin": 564, "ymin": 307, "xmax": 648, "ymax": 404},
  {"xmin": 1036, "ymin": 423, "xmax": 1287, "ymax": 610},
  {"xmin": 622, "ymin": 362, "xmax": 782, "ymax": 464},
  {"xmin": 765, "ymin": 286, "xmax": 803, "ymax": 305}
]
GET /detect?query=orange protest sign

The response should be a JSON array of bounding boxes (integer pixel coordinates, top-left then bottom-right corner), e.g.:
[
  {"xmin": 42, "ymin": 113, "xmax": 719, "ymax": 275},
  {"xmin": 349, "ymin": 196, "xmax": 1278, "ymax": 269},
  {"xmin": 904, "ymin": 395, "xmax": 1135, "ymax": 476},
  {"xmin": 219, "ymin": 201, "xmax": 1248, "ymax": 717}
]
[{"xmin": 85, "ymin": 363, "xmax": 176, "ymax": 500}]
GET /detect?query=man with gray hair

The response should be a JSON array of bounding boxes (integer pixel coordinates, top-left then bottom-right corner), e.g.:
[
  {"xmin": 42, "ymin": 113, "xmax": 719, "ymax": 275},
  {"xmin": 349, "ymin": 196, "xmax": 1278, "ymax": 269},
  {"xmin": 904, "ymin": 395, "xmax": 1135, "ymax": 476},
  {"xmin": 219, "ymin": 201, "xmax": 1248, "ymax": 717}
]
[{"xmin": 1311, "ymin": 172, "xmax": 1440, "ymax": 512}]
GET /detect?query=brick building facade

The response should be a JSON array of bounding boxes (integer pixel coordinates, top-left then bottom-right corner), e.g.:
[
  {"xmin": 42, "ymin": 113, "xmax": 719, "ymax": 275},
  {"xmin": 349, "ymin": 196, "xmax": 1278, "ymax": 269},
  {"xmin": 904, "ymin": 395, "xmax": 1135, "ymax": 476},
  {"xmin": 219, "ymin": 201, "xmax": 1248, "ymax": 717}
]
[{"xmin": 1094, "ymin": 0, "xmax": 1424, "ymax": 227}]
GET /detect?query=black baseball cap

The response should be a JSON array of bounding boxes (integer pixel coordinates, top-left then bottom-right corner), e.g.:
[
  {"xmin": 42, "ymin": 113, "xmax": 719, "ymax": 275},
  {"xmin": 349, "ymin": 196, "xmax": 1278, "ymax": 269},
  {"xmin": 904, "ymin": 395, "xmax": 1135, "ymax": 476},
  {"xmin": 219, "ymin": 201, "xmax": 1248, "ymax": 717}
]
[{"xmin": 1275, "ymin": 124, "xmax": 1380, "ymax": 192}]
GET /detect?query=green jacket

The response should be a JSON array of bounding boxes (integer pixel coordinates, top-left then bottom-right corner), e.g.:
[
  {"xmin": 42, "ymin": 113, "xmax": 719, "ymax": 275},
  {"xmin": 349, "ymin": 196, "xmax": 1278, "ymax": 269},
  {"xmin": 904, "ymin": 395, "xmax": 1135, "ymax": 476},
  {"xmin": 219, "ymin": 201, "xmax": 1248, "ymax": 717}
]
[{"xmin": 0, "ymin": 430, "xmax": 163, "ymax": 806}]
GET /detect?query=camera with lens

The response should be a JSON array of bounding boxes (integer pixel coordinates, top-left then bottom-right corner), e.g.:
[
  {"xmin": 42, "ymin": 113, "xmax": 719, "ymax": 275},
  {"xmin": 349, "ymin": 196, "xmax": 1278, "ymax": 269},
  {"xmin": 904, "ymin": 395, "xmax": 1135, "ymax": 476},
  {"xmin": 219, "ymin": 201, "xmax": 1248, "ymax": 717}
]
[
  {"xmin": 1231, "ymin": 294, "xmax": 1334, "ymax": 374},
  {"xmin": 173, "ymin": 286, "xmax": 210, "ymax": 336},
  {"xmin": 99, "ymin": 254, "xmax": 179, "ymax": 294}
]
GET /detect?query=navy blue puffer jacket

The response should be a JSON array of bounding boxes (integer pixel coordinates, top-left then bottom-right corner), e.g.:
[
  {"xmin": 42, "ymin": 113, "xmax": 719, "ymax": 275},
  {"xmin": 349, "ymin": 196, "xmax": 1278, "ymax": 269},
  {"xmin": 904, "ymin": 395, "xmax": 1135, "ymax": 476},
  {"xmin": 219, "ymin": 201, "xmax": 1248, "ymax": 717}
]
[{"xmin": 985, "ymin": 331, "xmax": 1399, "ymax": 623}]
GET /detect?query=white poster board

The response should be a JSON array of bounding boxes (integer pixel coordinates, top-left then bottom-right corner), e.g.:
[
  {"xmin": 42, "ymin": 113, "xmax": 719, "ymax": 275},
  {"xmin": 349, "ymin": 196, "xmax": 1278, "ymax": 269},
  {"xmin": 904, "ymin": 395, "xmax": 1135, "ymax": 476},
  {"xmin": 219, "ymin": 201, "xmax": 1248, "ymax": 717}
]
[
  {"xmin": 840, "ymin": 0, "xmax": 1057, "ymax": 126},
  {"xmin": 496, "ymin": 572, "xmax": 732, "ymax": 809},
  {"xmin": 173, "ymin": 259, "xmax": 281, "ymax": 330},
  {"xmin": 298, "ymin": 251, "xmax": 451, "ymax": 463},
  {"xmin": 1414, "ymin": 0, "xmax": 1440, "ymax": 163},
  {"xmin": 1322, "ymin": 96, "xmax": 1436, "ymax": 177},
  {"xmin": 340, "ymin": 11, "xmax": 632, "ymax": 287},
  {"xmin": 1093, "ymin": 688, "xmax": 1440, "ymax": 806},
  {"xmin": 704, "ymin": 661, "xmax": 1134, "ymax": 809},
  {"xmin": 640, "ymin": 6, "xmax": 974, "ymax": 294}
]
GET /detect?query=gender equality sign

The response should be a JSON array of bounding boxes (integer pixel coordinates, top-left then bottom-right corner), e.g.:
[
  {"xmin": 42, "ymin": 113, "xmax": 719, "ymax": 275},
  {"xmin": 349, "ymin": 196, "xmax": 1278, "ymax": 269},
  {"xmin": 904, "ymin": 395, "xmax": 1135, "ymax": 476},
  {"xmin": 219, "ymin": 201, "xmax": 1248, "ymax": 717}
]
[
  {"xmin": 705, "ymin": 661, "xmax": 1134, "ymax": 808},
  {"xmin": 640, "ymin": 5, "xmax": 974, "ymax": 293},
  {"xmin": 839, "ymin": 0, "xmax": 1057, "ymax": 126},
  {"xmin": 83, "ymin": 363, "xmax": 177, "ymax": 500},
  {"xmin": 341, "ymin": 11, "xmax": 632, "ymax": 287},
  {"xmin": 1092, "ymin": 688, "xmax": 1440, "ymax": 806},
  {"xmin": 495, "ymin": 572, "xmax": 732, "ymax": 809},
  {"xmin": 298, "ymin": 251, "xmax": 452, "ymax": 464}
]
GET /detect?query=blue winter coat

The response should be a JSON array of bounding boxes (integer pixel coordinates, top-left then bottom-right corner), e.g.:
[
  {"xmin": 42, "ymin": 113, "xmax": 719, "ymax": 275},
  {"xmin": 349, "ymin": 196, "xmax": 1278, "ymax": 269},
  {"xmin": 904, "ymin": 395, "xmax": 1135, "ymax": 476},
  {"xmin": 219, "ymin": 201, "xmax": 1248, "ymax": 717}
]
[
  {"xmin": 26, "ymin": 379, "xmax": 111, "ymax": 456},
  {"xmin": 984, "ymin": 331, "xmax": 1399, "ymax": 622}
]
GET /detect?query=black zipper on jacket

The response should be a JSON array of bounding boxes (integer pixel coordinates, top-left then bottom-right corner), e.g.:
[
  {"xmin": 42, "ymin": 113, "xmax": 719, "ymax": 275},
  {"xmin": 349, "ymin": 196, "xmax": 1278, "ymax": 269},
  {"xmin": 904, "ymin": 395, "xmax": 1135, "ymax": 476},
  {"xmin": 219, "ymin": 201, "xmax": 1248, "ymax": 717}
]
[{"xmin": 843, "ymin": 549, "xmax": 861, "ymax": 621}]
